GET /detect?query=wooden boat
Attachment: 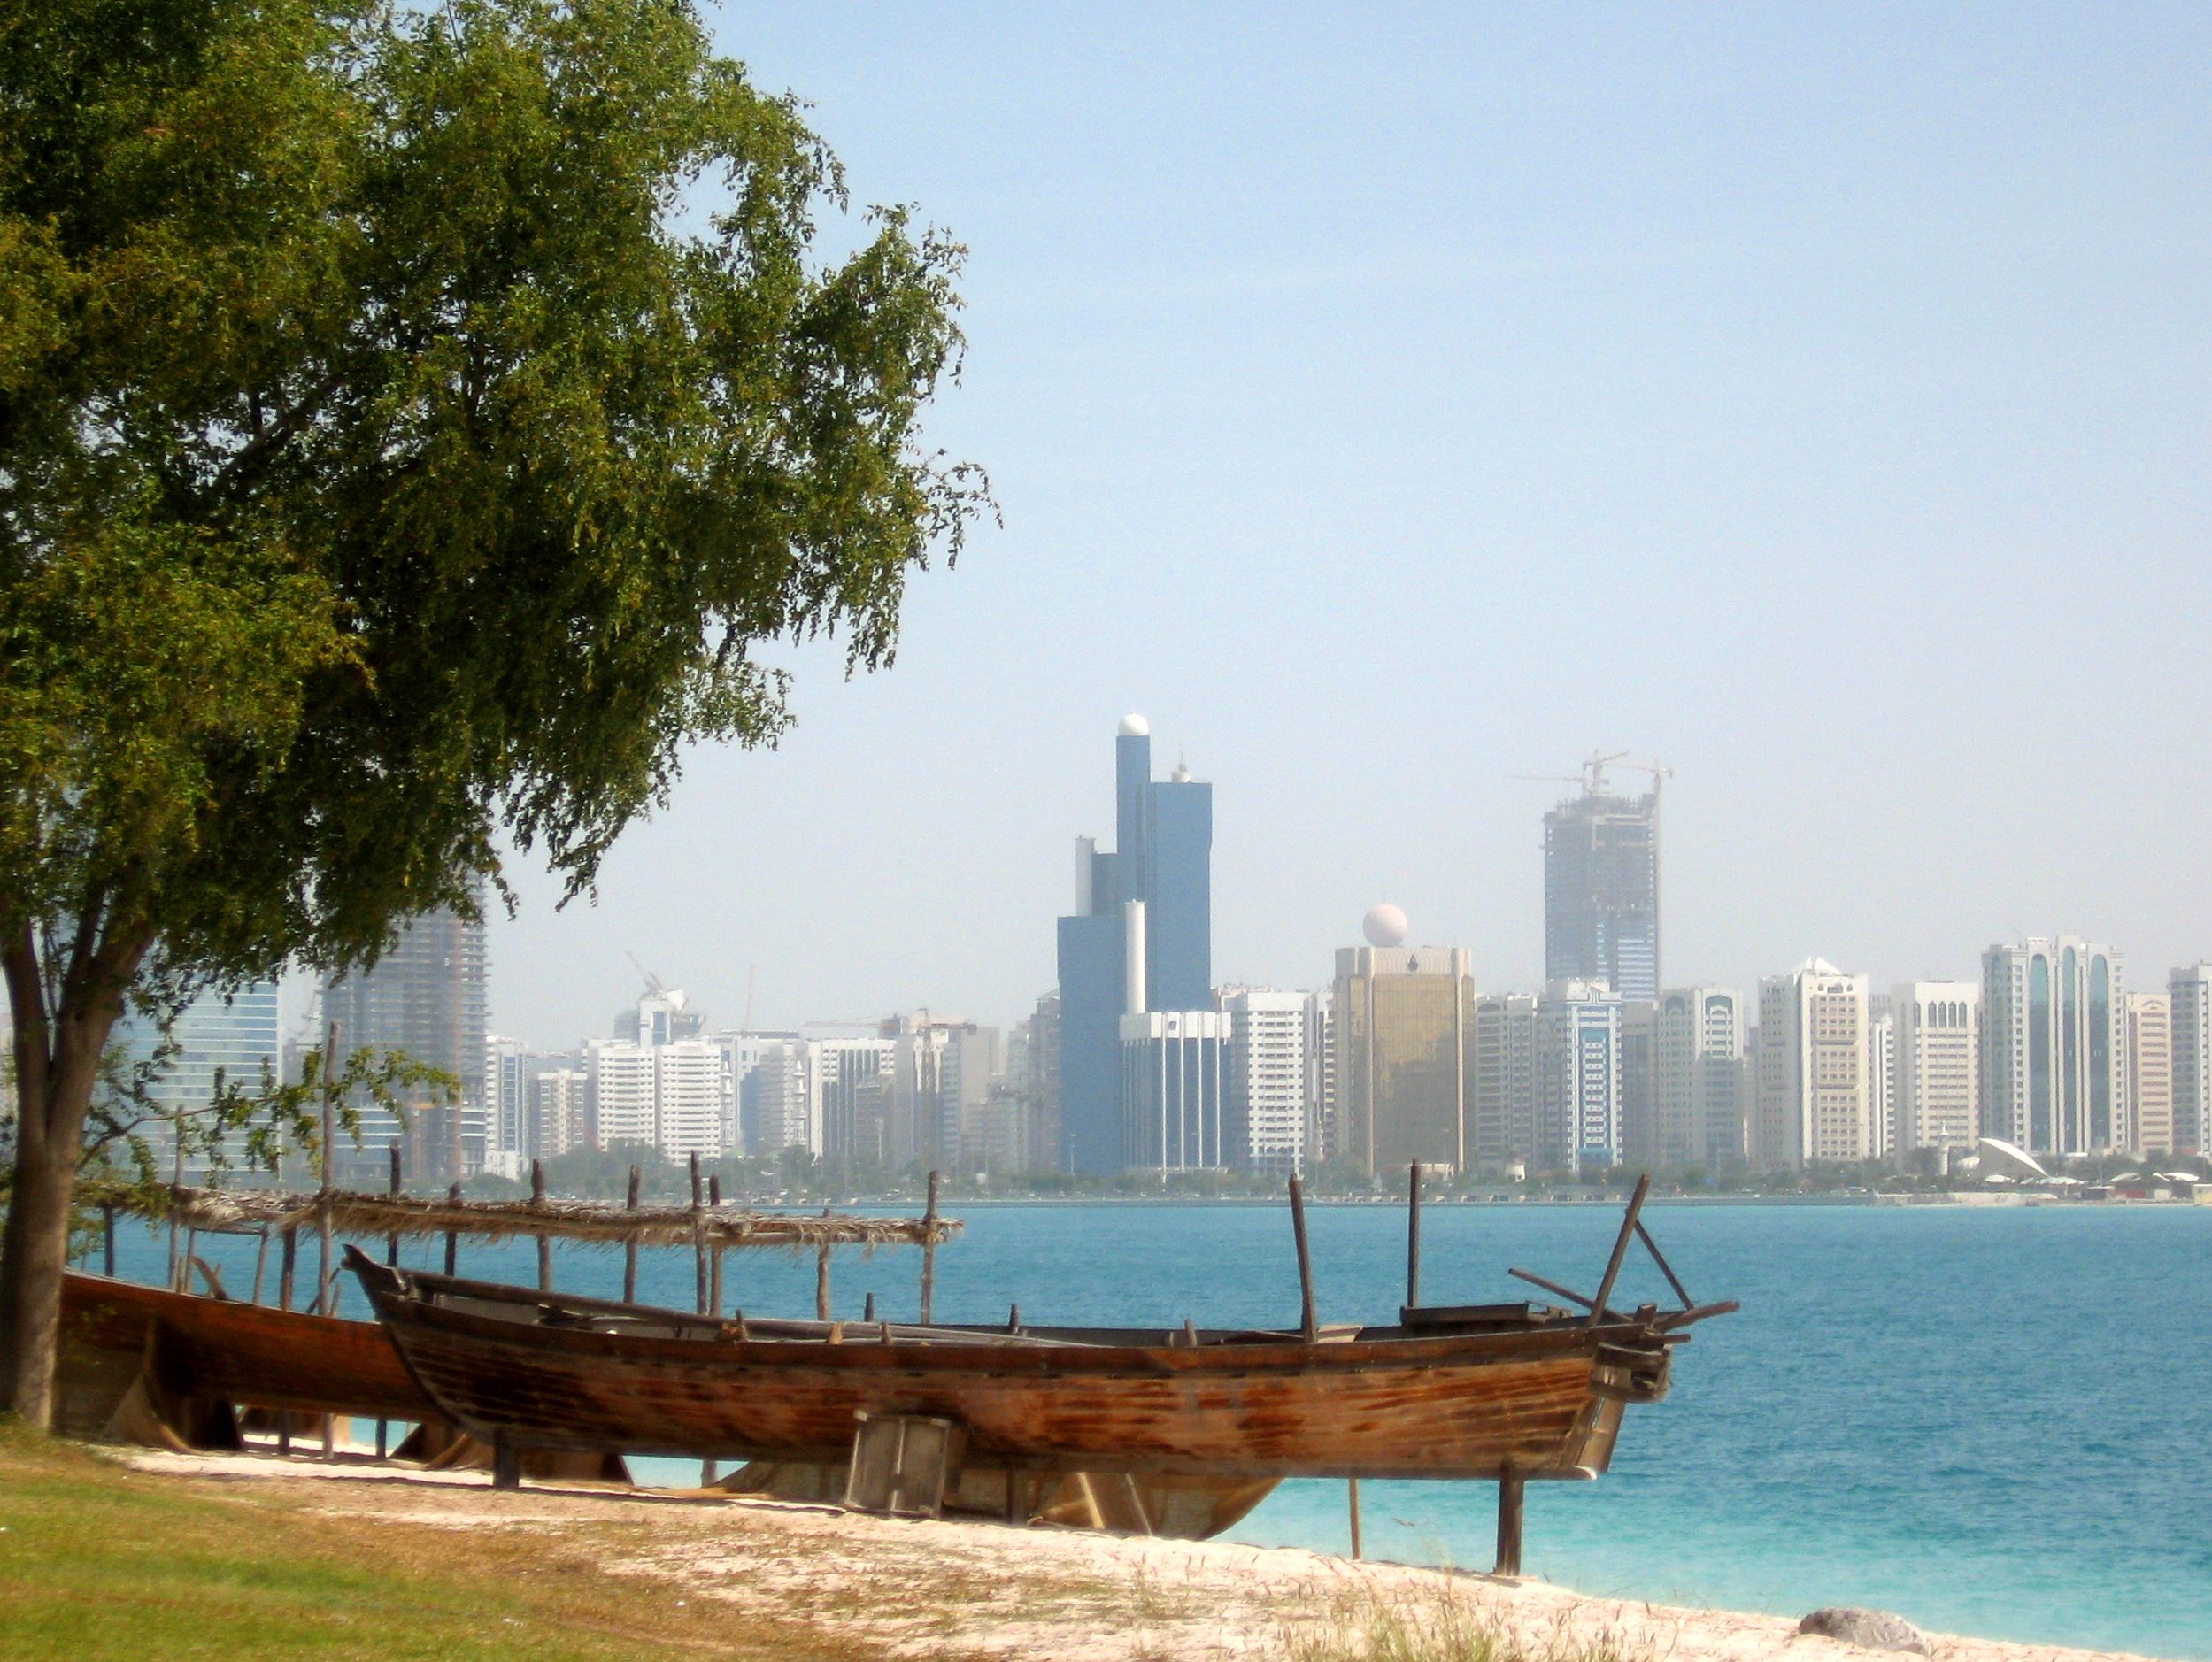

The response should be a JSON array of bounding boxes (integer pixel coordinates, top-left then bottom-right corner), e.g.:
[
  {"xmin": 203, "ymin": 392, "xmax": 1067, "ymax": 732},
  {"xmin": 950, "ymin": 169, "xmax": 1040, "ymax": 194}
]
[
  {"xmin": 55, "ymin": 1269, "xmax": 431, "ymax": 1445},
  {"xmin": 347, "ymin": 1248, "xmax": 1728, "ymax": 1487}
]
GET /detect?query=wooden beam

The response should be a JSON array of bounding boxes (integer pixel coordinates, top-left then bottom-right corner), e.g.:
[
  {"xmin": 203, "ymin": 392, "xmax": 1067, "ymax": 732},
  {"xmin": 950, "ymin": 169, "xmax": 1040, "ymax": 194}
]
[
  {"xmin": 1584, "ymin": 1175, "xmax": 1652, "ymax": 1330},
  {"xmin": 1405, "ymin": 1160, "xmax": 1422, "ymax": 1309},
  {"xmin": 1633, "ymin": 1220, "xmax": 1694, "ymax": 1310},
  {"xmin": 1494, "ymin": 1461, "xmax": 1524, "ymax": 1575},
  {"xmin": 921, "ymin": 1171, "xmax": 939, "ymax": 1326},
  {"xmin": 1289, "ymin": 1175, "xmax": 1319, "ymax": 1343}
]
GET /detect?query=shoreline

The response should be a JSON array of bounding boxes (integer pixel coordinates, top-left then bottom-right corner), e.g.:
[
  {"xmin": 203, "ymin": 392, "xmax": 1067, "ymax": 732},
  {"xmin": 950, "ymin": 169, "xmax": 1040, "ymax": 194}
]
[{"xmin": 109, "ymin": 1448, "xmax": 2178, "ymax": 1662}]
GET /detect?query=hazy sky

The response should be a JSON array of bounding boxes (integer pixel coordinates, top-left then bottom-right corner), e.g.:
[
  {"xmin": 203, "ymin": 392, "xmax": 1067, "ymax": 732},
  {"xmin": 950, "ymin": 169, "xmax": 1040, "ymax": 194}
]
[{"xmin": 481, "ymin": 4, "xmax": 2212, "ymax": 1050}]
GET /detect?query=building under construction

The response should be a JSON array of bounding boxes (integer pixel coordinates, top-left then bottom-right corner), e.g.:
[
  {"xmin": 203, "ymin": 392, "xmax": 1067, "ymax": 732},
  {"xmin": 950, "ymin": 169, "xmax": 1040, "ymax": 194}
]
[{"xmin": 1541, "ymin": 756, "xmax": 1662, "ymax": 1003}]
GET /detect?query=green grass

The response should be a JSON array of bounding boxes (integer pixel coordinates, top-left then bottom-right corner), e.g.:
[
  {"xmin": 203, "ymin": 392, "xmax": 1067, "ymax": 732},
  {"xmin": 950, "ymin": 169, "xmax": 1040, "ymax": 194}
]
[{"xmin": 0, "ymin": 1423, "xmax": 874, "ymax": 1661}]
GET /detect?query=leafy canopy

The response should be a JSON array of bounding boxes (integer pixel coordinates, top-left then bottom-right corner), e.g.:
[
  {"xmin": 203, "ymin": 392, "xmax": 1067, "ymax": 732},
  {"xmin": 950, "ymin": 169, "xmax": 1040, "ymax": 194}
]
[{"xmin": 0, "ymin": 0, "xmax": 983, "ymax": 1006}]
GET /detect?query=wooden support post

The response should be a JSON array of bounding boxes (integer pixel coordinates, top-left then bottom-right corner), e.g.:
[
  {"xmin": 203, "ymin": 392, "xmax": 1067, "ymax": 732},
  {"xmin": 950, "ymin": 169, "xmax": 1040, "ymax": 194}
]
[
  {"xmin": 387, "ymin": 1140, "xmax": 404, "ymax": 1266},
  {"xmin": 1009, "ymin": 1304, "xmax": 1021, "ymax": 1335},
  {"xmin": 690, "ymin": 1152, "xmax": 707, "ymax": 1315},
  {"xmin": 250, "ymin": 1227, "xmax": 269, "ymax": 1305},
  {"xmin": 1584, "ymin": 1174, "xmax": 1653, "ymax": 1328},
  {"xmin": 279, "ymin": 1226, "xmax": 297, "ymax": 1311},
  {"xmin": 1289, "ymin": 1174, "xmax": 1319, "ymax": 1343},
  {"xmin": 319, "ymin": 1019, "xmax": 338, "ymax": 1316},
  {"xmin": 492, "ymin": 1435, "xmax": 521, "ymax": 1492},
  {"xmin": 166, "ymin": 1110, "xmax": 183, "ymax": 1288},
  {"xmin": 1406, "ymin": 1159, "xmax": 1422, "ymax": 1309},
  {"xmin": 920, "ymin": 1171, "xmax": 939, "ymax": 1326},
  {"xmin": 816, "ymin": 1206, "xmax": 833, "ymax": 1321},
  {"xmin": 103, "ymin": 1204, "xmax": 116, "ymax": 1276},
  {"xmin": 708, "ymin": 1177, "xmax": 725, "ymax": 1317},
  {"xmin": 1494, "ymin": 1462, "xmax": 1524, "ymax": 1576},
  {"xmin": 443, "ymin": 1181, "xmax": 461, "ymax": 1276},
  {"xmin": 531, "ymin": 1159, "xmax": 551, "ymax": 1292},
  {"xmin": 623, "ymin": 1165, "xmax": 642, "ymax": 1302},
  {"xmin": 1348, "ymin": 1477, "xmax": 1363, "ymax": 1560},
  {"xmin": 180, "ymin": 1225, "xmax": 198, "ymax": 1294},
  {"xmin": 863, "ymin": 1291, "xmax": 876, "ymax": 1323}
]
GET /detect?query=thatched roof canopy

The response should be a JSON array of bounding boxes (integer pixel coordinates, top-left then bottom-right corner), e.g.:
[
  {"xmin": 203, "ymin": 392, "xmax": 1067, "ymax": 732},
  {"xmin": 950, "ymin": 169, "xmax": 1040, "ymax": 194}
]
[{"xmin": 87, "ymin": 1183, "xmax": 958, "ymax": 1253}]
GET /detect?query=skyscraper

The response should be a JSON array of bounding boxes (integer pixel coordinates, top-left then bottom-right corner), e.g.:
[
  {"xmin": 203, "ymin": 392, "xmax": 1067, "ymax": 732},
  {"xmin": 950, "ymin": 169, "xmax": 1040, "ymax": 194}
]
[
  {"xmin": 1334, "ymin": 944, "xmax": 1475, "ymax": 1176},
  {"xmin": 1753, "ymin": 960, "xmax": 1870, "ymax": 1169},
  {"xmin": 1981, "ymin": 939, "xmax": 2124, "ymax": 1156},
  {"xmin": 1543, "ymin": 768, "xmax": 1661, "ymax": 1001},
  {"xmin": 111, "ymin": 982, "xmax": 283, "ymax": 1181},
  {"xmin": 2123, "ymin": 992, "xmax": 2173, "ymax": 1157},
  {"xmin": 1120, "ymin": 1009, "xmax": 1229, "ymax": 1173},
  {"xmin": 1891, "ymin": 982, "xmax": 1980, "ymax": 1158},
  {"xmin": 1053, "ymin": 715, "xmax": 1214, "ymax": 1173},
  {"xmin": 1472, "ymin": 992, "xmax": 1538, "ymax": 1169},
  {"xmin": 1653, "ymin": 987, "xmax": 1746, "ymax": 1168},
  {"xmin": 320, "ymin": 896, "xmax": 489, "ymax": 1182},
  {"xmin": 1221, "ymin": 989, "xmax": 1310, "ymax": 1173},
  {"xmin": 2169, "ymin": 965, "xmax": 2212, "ymax": 1154},
  {"xmin": 1537, "ymin": 981, "xmax": 1622, "ymax": 1173}
]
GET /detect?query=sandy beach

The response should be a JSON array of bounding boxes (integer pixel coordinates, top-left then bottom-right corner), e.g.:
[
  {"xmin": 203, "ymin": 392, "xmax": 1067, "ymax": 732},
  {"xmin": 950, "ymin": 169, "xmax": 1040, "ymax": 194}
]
[{"xmin": 106, "ymin": 1450, "xmax": 2166, "ymax": 1662}]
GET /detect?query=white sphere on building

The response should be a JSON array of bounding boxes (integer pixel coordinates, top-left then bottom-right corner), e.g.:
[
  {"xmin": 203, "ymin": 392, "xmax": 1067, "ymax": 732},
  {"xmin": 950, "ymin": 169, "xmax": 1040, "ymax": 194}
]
[
  {"xmin": 1118, "ymin": 712, "xmax": 1150, "ymax": 737},
  {"xmin": 1362, "ymin": 904, "xmax": 1408, "ymax": 947}
]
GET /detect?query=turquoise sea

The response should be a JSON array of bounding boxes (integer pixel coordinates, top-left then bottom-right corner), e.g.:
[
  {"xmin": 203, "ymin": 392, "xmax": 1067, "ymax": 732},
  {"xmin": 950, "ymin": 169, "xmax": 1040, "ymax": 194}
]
[{"xmin": 115, "ymin": 1200, "xmax": 2212, "ymax": 1659}]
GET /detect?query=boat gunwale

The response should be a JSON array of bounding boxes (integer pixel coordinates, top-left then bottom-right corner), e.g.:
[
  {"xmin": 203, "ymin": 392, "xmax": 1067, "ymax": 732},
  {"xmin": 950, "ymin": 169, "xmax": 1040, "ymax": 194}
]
[{"xmin": 358, "ymin": 1258, "xmax": 1672, "ymax": 1380}]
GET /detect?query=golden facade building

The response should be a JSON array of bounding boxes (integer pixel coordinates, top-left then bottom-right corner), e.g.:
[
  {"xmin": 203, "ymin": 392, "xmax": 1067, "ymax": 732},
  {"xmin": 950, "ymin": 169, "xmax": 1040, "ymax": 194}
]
[{"xmin": 1333, "ymin": 945, "xmax": 1476, "ymax": 1176}]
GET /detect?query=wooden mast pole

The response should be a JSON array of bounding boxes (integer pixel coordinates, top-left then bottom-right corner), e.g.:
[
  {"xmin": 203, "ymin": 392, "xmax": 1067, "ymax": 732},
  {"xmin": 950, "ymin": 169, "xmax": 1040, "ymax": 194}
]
[
  {"xmin": 920, "ymin": 1170, "xmax": 939, "ymax": 1326},
  {"xmin": 622, "ymin": 1164, "xmax": 641, "ymax": 1302},
  {"xmin": 708, "ymin": 1174, "xmax": 725, "ymax": 1318},
  {"xmin": 1288, "ymin": 1174, "xmax": 1318, "ymax": 1343},
  {"xmin": 1405, "ymin": 1159, "xmax": 1422, "ymax": 1310},
  {"xmin": 377, "ymin": 1140, "xmax": 401, "ymax": 1461},
  {"xmin": 815, "ymin": 1205, "xmax": 832, "ymax": 1321},
  {"xmin": 690, "ymin": 1152, "xmax": 706, "ymax": 1315},
  {"xmin": 531, "ymin": 1159, "xmax": 551, "ymax": 1292}
]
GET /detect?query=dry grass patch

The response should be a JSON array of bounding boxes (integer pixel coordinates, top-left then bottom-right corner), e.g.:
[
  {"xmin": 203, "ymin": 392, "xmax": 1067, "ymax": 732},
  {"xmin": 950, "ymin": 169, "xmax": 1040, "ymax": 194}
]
[{"xmin": 1283, "ymin": 1581, "xmax": 1654, "ymax": 1662}]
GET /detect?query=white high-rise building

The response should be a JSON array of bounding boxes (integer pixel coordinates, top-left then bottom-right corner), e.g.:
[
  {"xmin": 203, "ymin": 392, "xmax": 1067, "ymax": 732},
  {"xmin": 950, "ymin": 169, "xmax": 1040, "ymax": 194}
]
[
  {"xmin": 1653, "ymin": 988, "xmax": 1746, "ymax": 1168},
  {"xmin": 1866, "ymin": 1007, "xmax": 1896, "ymax": 1162},
  {"xmin": 586, "ymin": 1039, "xmax": 657, "ymax": 1150},
  {"xmin": 1221, "ymin": 989, "xmax": 1310, "ymax": 1173},
  {"xmin": 653, "ymin": 1038, "xmax": 732, "ymax": 1159},
  {"xmin": 2123, "ymin": 992, "xmax": 2173, "ymax": 1157},
  {"xmin": 1537, "ymin": 981, "xmax": 1622, "ymax": 1173},
  {"xmin": 1120, "ymin": 1009, "xmax": 1229, "ymax": 1174},
  {"xmin": 530, "ymin": 1067, "xmax": 587, "ymax": 1158},
  {"xmin": 2169, "ymin": 965, "xmax": 2212, "ymax": 1155},
  {"xmin": 1473, "ymin": 993, "xmax": 1539, "ymax": 1169},
  {"xmin": 484, "ymin": 1034, "xmax": 528, "ymax": 1158},
  {"xmin": 1754, "ymin": 961, "xmax": 1870, "ymax": 1169},
  {"xmin": 1891, "ymin": 983, "xmax": 1980, "ymax": 1158},
  {"xmin": 1981, "ymin": 939, "xmax": 2126, "ymax": 1156}
]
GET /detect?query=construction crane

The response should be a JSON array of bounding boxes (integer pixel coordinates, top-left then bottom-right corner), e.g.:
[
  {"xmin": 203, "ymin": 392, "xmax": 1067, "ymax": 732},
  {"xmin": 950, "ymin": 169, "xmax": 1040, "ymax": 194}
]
[
  {"xmin": 624, "ymin": 951, "xmax": 667, "ymax": 997},
  {"xmin": 1508, "ymin": 750, "xmax": 1631, "ymax": 796},
  {"xmin": 1618, "ymin": 758, "xmax": 1674, "ymax": 799}
]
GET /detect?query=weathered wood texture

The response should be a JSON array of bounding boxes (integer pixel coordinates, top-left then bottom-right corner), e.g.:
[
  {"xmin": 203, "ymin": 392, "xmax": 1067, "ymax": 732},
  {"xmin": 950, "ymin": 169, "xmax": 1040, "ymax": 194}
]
[
  {"xmin": 353, "ymin": 1255, "xmax": 1678, "ymax": 1482},
  {"xmin": 56, "ymin": 1272, "xmax": 431, "ymax": 1435}
]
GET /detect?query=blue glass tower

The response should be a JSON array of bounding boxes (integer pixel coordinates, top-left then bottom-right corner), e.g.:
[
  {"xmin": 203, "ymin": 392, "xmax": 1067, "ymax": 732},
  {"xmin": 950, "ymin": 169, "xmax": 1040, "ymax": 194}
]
[{"xmin": 1054, "ymin": 716, "xmax": 1214, "ymax": 1174}]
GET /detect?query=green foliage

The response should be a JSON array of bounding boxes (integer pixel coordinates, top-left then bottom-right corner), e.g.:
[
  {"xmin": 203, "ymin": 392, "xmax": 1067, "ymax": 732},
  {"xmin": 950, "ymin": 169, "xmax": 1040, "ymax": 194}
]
[{"xmin": 0, "ymin": 0, "xmax": 983, "ymax": 999}]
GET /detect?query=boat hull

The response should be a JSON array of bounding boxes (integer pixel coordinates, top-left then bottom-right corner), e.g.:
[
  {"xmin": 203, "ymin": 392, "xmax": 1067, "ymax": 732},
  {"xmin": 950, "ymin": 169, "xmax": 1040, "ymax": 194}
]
[
  {"xmin": 58, "ymin": 1272, "xmax": 433, "ymax": 1435},
  {"xmin": 363, "ymin": 1274, "xmax": 1656, "ymax": 1481}
]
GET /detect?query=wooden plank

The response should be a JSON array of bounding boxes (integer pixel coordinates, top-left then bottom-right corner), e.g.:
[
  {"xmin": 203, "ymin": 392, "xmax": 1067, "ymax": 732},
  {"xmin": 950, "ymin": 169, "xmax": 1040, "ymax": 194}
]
[{"xmin": 1405, "ymin": 1161, "xmax": 1422, "ymax": 1309}]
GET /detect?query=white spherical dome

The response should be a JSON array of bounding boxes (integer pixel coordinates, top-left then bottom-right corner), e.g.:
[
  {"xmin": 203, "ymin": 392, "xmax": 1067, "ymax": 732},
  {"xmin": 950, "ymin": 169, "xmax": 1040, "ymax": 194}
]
[
  {"xmin": 1362, "ymin": 904, "xmax": 1408, "ymax": 948},
  {"xmin": 1118, "ymin": 712, "xmax": 1150, "ymax": 737}
]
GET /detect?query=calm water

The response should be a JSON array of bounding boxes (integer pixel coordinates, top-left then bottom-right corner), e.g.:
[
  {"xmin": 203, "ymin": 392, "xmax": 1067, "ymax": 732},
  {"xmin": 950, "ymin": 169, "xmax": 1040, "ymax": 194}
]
[{"xmin": 117, "ymin": 1200, "xmax": 2212, "ymax": 1658}]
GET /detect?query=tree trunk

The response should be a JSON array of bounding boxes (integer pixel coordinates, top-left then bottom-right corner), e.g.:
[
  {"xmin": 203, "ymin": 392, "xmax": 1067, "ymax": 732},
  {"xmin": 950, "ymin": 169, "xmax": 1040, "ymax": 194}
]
[
  {"xmin": 0, "ymin": 1128, "xmax": 81, "ymax": 1429},
  {"xmin": 0, "ymin": 921, "xmax": 145, "ymax": 1430}
]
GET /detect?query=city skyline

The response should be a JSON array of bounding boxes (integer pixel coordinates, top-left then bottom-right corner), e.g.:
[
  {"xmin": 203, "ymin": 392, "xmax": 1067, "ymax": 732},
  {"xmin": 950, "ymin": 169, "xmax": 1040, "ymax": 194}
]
[{"xmin": 469, "ymin": 4, "xmax": 2208, "ymax": 1051}]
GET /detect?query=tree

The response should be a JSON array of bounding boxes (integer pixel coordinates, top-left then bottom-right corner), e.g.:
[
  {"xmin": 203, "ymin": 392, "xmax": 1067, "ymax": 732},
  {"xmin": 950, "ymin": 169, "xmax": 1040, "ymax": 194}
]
[{"xmin": 0, "ymin": 0, "xmax": 983, "ymax": 1425}]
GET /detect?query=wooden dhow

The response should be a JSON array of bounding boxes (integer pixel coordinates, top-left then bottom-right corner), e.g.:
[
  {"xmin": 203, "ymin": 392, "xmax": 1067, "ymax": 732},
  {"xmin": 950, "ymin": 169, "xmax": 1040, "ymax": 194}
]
[{"xmin": 349, "ymin": 1175, "xmax": 1732, "ymax": 1515}]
